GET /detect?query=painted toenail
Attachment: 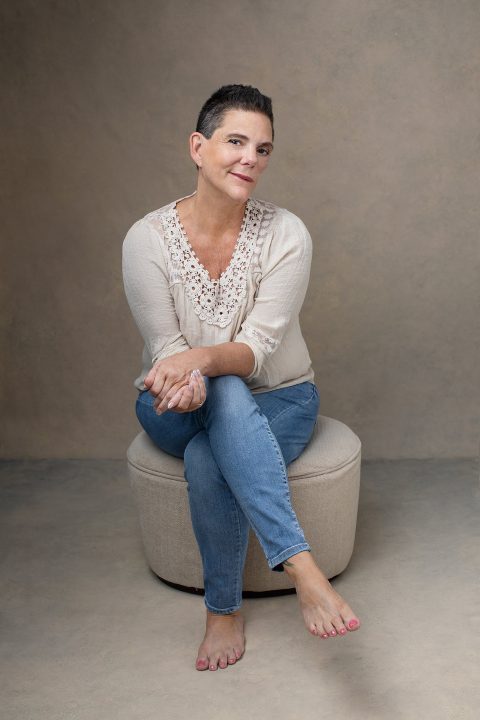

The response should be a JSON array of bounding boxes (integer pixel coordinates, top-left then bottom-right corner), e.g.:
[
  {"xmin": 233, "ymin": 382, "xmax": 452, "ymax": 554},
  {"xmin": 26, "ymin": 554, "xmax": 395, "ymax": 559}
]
[
  {"xmin": 330, "ymin": 631, "xmax": 336, "ymax": 636},
  {"xmin": 322, "ymin": 634, "xmax": 329, "ymax": 638},
  {"xmin": 349, "ymin": 619, "xmax": 359, "ymax": 629},
  {"xmin": 340, "ymin": 629, "xmax": 347, "ymax": 634}
]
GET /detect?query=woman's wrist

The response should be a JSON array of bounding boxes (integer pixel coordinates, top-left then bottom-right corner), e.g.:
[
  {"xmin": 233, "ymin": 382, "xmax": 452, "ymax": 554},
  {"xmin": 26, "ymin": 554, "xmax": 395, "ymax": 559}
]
[{"xmin": 187, "ymin": 347, "xmax": 214, "ymax": 377}]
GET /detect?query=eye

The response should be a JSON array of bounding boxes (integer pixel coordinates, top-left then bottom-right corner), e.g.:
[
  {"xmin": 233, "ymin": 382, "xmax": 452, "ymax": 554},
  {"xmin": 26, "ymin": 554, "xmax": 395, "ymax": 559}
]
[
  {"xmin": 258, "ymin": 147, "xmax": 271, "ymax": 156},
  {"xmin": 228, "ymin": 138, "xmax": 241, "ymax": 145}
]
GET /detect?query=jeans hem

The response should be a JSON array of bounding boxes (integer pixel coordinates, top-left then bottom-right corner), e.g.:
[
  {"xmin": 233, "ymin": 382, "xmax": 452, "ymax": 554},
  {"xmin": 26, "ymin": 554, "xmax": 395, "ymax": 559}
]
[
  {"xmin": 204, "ymin": 598, "xmax": 242, "ymax": 615},
  {"xmin": 269, "ymin": 544, "xmax": 311, "ymax": 572}
]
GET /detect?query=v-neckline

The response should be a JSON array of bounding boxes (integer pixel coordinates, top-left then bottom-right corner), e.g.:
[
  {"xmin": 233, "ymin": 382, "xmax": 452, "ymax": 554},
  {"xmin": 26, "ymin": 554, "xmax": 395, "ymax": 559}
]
[{"xmin": 173, "ymin": 197, "xmax": 251, "ymax": 285}]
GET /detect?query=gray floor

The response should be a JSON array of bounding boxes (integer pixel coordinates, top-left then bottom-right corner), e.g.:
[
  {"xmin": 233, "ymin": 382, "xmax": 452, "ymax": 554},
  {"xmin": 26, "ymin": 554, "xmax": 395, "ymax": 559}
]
[{"xmin": 1, "ymin": 458, "xmax": 479, "ymax": 720}]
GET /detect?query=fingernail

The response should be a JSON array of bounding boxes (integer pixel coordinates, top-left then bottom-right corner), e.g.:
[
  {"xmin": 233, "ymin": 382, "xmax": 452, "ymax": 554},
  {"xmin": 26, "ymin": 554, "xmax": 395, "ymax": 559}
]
[{"xmin": 167, "ymin": 401, "xmax": 173, "ymax": 409}]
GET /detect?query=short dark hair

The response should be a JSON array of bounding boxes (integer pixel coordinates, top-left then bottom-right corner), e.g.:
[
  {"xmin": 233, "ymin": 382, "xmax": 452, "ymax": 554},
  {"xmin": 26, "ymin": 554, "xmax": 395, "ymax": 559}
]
[{"xmin": 195, "ymin": 84, "xmax": 274, "ymax": 141}]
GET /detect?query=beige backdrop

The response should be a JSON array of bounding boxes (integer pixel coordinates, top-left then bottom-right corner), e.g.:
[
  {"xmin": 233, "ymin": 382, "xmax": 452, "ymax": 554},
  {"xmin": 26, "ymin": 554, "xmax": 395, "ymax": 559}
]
[{"xmin": 1, "ymin": 1, "xmax": 478, "ymax": 459}]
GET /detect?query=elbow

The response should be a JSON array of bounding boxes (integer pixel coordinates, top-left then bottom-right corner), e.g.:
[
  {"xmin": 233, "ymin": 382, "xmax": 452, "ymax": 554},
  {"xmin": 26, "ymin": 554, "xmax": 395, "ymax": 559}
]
[{"xmin": 243, "ymin": 344, "xmax": 256, "ymax": 378}]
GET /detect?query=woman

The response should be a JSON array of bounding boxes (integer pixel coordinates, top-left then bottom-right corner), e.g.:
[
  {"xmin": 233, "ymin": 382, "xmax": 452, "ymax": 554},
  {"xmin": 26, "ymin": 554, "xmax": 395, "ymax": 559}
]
[{"xmin": 122, "ymin": 84, "xmax": 360, "ymax": 672}]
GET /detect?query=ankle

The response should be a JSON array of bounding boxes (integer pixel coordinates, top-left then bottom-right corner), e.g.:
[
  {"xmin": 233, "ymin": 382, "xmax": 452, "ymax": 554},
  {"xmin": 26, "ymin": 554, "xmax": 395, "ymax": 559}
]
[
  {"xmin": 281, "ymin": 550, "xmax": 315, "ymax": 577},
  {"xmin": 206, "ymin": 609, "xmax": 242, "ymax": 619}
]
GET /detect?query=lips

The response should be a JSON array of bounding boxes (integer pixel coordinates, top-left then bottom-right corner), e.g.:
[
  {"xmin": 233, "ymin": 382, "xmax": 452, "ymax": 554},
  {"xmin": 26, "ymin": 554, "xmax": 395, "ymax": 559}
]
[{"xmin": 231, "ymin": 172, "xmax": 254, "ymax": 183}]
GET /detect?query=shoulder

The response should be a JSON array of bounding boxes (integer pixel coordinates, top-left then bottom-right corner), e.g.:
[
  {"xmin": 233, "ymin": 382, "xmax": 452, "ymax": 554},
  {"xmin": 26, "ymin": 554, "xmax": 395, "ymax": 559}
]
[
  {"xmin": 122, "ymin": 198, "xmax": 177, "ymax": 252},
  {"xmin": 253, "ymin": 198, "xmax": 310, "ymax": 239},
  {"xmin": 252, "ymin": 199, "xmax": 312, "ymax": 261}
]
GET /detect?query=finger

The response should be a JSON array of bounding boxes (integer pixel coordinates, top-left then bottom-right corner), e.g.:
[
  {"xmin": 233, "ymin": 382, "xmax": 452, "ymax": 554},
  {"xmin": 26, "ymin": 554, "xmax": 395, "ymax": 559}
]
[
  {"xmin": 174, "ymin": 385, "xmax": 194, "ymax": 412},
  {"xmin": 144, "ymin": 364, "xmax": 156, "ymax": 388},
  {"xmin": 155, "ymin": 380, "xmax": 188, "ymax": 414},
  {"xmin": 190, "ymin": 372, "xmax": 202, "ymax": 406},
  {"xmin": 198, "ymin": 373, "xmax": 207, "ymax": 404},
  {"xmin": 150, "ymin": 370, "xmax": 167, "ymax": 399},
  {"xmin": 166, "ymin": 387, "xmax": 185, "ymax": 410},
  {"xmin": 191, "ymin": 370, "xmax": 206, "ymax": 405}
]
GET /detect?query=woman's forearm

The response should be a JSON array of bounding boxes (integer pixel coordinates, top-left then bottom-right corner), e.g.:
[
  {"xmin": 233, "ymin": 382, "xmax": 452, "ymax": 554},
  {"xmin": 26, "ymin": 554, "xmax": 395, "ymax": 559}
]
[
  {"xmin": 146, "ymin": 342, "xmax": 255, "ymax": 399},
  {"xmin": 199, "ymin": 342, "xmax": 255, "ymax": 379}
]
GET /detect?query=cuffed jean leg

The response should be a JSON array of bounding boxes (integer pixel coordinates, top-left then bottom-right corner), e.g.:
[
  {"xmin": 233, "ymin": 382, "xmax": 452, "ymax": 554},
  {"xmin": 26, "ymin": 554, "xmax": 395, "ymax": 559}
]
[
  {"xmin": 184, "ymin": 431, "xmax": 249, "ymax": 614},
  {"xmin": 202, "ymin": 375, "xmax": 312, "ymax": 572}
]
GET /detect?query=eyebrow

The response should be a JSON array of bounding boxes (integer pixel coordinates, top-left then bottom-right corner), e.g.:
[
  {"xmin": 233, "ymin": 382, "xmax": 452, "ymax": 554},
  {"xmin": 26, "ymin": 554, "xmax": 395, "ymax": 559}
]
[{"xmin": 224, "ymin": 132, "xmax": 274, "ymax": 150}]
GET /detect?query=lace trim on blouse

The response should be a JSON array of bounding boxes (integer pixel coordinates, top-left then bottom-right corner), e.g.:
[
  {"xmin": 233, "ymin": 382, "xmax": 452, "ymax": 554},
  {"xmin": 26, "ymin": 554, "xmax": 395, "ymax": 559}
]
[
  {"xmin": 241, "ymin": 322, "xmax": 279, "ymax": 355},
  {"xmin": 150, "ymin": 197, "xmax": 276, "ymax": 328}
]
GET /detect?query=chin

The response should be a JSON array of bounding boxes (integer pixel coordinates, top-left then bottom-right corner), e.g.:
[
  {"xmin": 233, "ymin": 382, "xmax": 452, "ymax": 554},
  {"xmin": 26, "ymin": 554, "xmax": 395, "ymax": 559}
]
[{"xmin": 227, "ymin": 184, "xmax": 255, "ymax": 202}]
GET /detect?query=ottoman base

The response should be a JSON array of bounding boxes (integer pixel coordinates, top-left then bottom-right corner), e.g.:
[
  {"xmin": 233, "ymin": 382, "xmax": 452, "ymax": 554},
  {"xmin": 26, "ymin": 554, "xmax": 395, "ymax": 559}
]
[{"xmin": 153, "ymin": 570, "xmax": 344, "ymax": 598}]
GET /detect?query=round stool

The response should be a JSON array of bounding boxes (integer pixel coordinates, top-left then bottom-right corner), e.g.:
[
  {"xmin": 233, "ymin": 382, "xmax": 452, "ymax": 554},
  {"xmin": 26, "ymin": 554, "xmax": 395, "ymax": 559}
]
[{"xmin": 127, "ymin": 415, "xmax": 361, "ymax": 594}]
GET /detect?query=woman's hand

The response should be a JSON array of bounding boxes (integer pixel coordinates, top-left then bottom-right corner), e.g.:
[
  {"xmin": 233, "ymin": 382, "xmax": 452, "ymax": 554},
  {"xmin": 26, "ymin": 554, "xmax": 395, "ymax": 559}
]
[
  {"xmin": 144, "ymin": 348, "xmax": 208, "ymax": 406},
  {"xmin": 153, "ymin": 369, "xmax": 207, "ymax": 415}
]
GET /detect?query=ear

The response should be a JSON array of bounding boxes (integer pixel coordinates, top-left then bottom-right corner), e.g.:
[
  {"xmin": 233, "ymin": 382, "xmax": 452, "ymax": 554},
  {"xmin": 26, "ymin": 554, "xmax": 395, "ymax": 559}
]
[{"xmin": 189, "ymin": 132, "xmax": 205, "ymax": 168}]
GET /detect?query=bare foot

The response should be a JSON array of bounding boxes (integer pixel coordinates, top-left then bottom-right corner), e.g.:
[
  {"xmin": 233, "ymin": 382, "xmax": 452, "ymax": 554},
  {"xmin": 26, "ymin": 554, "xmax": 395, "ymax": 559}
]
[
  {"xmin": 196, "ymin": 610, "xmax": 245, "ymax": 671},
  {"xmin": 282, "ymin": 551, "xmax": 361, "ymax": 639}
]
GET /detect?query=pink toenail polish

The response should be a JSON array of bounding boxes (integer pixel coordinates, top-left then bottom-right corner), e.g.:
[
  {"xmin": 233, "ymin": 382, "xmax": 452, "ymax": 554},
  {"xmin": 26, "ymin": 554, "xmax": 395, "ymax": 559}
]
[
  {"xmin": 322, "ymin": 634, "xmax": 329, "ymax": 638},
  {"xmin": 340, "ymin": 629, "xmax": 347, "ymax": 634},
  {"xmin": 349, "ymin": 619, "xmax": 358, "ymax": 629},
  {"xmin": 330, "ymin": 631, "xmax": 336, "ymax": 636}
]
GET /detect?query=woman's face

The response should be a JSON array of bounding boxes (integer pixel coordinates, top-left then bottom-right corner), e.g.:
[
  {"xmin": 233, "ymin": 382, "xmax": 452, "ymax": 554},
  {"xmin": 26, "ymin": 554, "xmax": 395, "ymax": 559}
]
[{"xmin": 191, "ymin": 109, "xmax": 273, "ymax": 202}]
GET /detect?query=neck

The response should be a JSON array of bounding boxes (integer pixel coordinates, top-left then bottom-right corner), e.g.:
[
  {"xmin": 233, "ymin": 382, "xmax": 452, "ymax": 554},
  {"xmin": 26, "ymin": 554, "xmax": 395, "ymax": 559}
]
[{"xmin": 184, "ymin": 177, "xmax": 248, "ymax": 235}]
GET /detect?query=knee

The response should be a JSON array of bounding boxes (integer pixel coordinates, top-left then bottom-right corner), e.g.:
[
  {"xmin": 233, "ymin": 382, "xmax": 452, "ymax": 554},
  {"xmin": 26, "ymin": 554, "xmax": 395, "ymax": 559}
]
[
  {"xmin": 206, "ymin": 375, "xmax": 253, "ymax": 415},
  {"xmin": 209, "ymin": 374, "xmax": 246, "ymax": 393}
]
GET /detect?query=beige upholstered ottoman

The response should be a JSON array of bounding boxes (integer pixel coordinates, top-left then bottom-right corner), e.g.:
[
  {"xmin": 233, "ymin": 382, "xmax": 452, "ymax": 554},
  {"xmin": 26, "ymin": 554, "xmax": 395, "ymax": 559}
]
[{"xmin": 127, "ymin": 415, "xmax": 361, "ymax": 594}]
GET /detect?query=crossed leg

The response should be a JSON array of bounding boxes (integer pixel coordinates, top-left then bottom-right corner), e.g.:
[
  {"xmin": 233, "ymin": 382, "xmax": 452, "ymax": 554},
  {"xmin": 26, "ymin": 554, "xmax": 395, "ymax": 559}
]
[{"xmin": 181, "ymin": 377, "xmax": 360, "ymax": 671}]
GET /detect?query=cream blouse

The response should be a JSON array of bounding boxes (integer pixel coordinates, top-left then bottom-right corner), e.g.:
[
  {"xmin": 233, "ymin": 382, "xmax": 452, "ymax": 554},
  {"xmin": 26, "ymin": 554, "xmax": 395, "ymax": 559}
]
[{"xmin": 122, "ymin": 191, "xmax": 315, "ymax": 394}]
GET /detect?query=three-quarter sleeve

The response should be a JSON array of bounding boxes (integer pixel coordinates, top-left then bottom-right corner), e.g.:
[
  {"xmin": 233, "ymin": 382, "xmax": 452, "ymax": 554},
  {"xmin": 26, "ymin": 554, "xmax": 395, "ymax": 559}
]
[
  {"xmin": 234, "ymin": 211, "xmax": 312, "ymax": 382},
  {"xmin": 122, "ymin": 218, "xmax": 191, "ymax": 364}
]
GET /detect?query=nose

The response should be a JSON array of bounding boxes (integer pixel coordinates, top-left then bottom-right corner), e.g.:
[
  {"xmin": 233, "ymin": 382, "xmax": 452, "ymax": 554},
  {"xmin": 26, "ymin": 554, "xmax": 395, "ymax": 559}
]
[{"xmin": 241, "ymin": 144, "xmax": 257, "ymax": 166}]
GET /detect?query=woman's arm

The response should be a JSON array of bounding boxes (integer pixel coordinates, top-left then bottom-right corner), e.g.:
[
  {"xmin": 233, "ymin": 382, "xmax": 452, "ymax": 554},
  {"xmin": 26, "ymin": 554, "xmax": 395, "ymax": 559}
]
[
  {"xmin": 145, "ymin": 341, "xmax": 255, "ymax": 413},
  {"xmin": 233, "ymin": 210, "xmax": 312, "ymax": 381},
  {"xmin": 123, "ymin": 217, "xmax": 255, "ymax": 409},
  {"xmin": 122, "ymin": 218, "xmax": 192, "ymax": 364}
]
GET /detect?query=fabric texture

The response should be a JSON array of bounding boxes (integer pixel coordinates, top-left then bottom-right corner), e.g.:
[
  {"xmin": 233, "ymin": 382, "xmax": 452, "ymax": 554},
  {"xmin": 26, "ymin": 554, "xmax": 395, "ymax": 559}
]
[{"xmin": 122, "ymin": 190, "xmax": 315, "ymax": 393}]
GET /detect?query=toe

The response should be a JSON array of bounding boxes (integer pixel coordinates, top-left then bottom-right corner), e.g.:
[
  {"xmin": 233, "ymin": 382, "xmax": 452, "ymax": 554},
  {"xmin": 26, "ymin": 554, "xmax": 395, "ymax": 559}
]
[
  {"xmin": 332, "ymin": 615, "xmax": 347, "ymax": 635},
  {"xmin": 218, "ymin": 655, "xmax": 228, "ymax": 669},
  {"xmin": 196, "ymin": 656, "xmax": 209, "ymax": 670},
  {"xmin": 227, "ymin": 651, "xmax": 237, "ymax": 664},
  {"xmin": 327, "ymin": 622, "xmax": 337, "ymax": 637},
  {"xmin": 323, "ymin": 620, "xmax": 335, "ymax": 636},
  {"xmin": 347, "ymin": 617, "xmax": 361, "ymax": 631},
  {"xmin": 319, "ymin": 624, "xmax": 330, "ymax": 639},
  {"xmin": 209, "ymin": 657, "xmax": 219, "ymax": 671}
]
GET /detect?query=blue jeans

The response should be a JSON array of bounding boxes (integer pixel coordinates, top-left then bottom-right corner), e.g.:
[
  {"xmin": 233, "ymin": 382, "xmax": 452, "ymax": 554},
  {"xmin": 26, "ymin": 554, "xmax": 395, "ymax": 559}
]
[{"xmin": 135, "ymin": 375, "xmax": 320, "ymax": 614}]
